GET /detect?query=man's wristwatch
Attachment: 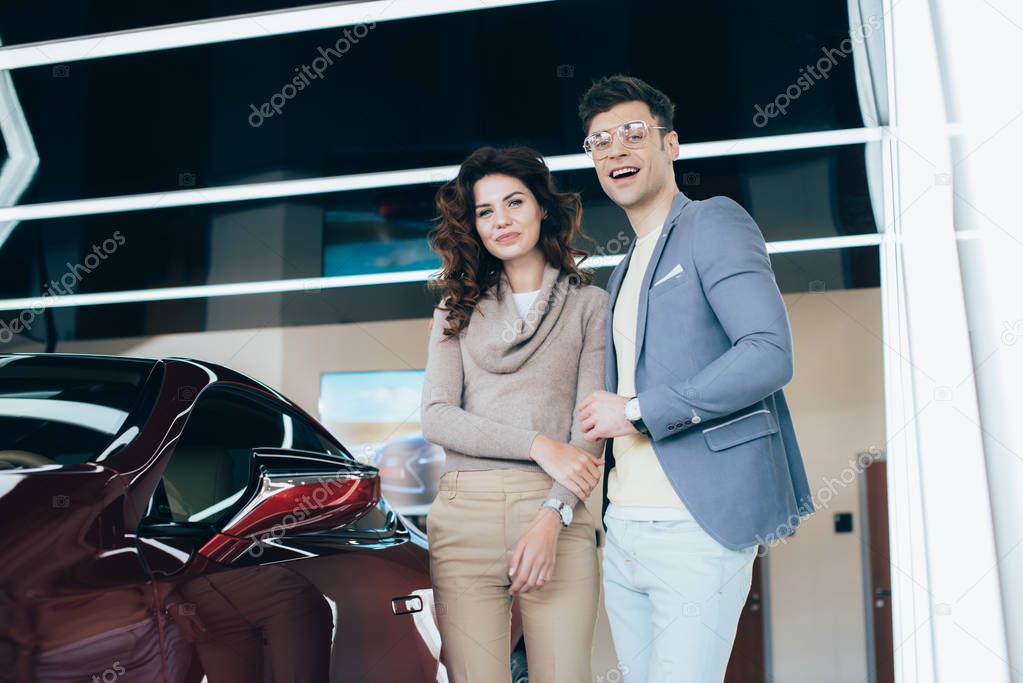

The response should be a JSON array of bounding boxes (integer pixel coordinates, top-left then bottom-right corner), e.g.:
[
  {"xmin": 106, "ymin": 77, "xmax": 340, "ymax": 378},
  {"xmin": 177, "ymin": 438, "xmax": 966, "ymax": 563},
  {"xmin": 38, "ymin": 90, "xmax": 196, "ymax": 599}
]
[
  {"xmin": 541, "ymin": 498, "xmax": 573, "ymax": 527},
  {"xmin": 624, "ymin": 396, "xmax": 649, "ymax": 434}
]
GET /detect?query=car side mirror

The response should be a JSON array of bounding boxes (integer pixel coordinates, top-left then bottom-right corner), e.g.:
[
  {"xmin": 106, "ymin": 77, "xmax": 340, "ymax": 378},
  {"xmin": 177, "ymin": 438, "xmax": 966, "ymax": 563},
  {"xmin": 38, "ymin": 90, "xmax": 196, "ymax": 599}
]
[{"xmin": 197, "ymin": 448, "xmax": 380, "ymax": 563}]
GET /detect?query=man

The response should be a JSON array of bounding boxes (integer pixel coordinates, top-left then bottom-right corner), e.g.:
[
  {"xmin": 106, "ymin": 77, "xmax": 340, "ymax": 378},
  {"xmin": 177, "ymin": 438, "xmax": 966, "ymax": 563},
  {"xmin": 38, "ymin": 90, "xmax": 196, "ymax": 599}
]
[{"xmin": 577, "ymin": 75, "xmax": 815, "ymax": 683}]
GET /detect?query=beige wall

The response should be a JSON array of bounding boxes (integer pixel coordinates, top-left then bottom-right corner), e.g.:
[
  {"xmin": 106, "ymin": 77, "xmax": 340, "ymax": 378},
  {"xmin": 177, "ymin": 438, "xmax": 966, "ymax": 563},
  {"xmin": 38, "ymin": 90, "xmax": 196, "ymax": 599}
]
[
  {"xmin": 770, "ymin": 286, "xmax": 885, "ymax": 683},
  {"xmin": 6, "ymin": 286, "xmax": 884, "ymax": 680}
]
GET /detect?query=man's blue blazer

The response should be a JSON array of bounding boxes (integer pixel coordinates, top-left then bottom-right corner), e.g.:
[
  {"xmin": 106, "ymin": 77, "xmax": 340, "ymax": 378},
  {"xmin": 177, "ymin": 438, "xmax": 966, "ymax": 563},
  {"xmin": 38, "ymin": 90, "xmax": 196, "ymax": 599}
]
[{"xmin": 601, "ymin": 191, "xmax": 816, "ymax": 550}]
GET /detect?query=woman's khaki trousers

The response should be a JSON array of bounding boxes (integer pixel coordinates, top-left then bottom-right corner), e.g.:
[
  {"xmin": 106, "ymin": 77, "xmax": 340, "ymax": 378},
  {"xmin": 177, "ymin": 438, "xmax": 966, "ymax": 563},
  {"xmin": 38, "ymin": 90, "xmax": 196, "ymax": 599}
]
[{"xmin": 428, "ymin": 469, "xmax": 599, "ymax": 683}]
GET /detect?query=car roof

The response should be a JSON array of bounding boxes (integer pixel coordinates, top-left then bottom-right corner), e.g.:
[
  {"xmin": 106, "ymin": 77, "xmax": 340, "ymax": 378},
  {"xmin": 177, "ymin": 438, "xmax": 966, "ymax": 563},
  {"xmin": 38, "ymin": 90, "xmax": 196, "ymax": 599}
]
[
  {"xmin": 1, "ymin": 352, "xmax": 230, "ymax": 374},
  {"xmin": 0, "ymin": 353, "xmax": 269, "ymax": 396},
  {"xmin": 5, "ymin": 352, "xmax": 192, "ymax": 364}
]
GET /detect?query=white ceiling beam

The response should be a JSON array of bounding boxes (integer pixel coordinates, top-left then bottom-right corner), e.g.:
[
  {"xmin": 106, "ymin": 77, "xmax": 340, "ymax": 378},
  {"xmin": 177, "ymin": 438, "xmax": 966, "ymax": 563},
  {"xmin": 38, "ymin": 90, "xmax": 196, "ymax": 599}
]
[
  {"xmin": 0, "ymin": 233, "xmax": 882, "ymax": 311},
  {"xmin": 0, "ymin": 0, "xmax": 556, "ymax": 70},
  {"xmin": 0, "ymin": 127, "xmax": 884, "ymax": 222}
]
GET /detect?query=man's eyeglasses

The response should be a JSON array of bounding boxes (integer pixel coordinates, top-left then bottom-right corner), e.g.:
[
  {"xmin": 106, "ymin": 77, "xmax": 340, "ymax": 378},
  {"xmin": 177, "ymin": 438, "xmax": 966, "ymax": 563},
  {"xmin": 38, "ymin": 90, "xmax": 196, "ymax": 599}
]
[{"xmin": 582, "ymin": 120, "xmax": 668, "ymax": 159}]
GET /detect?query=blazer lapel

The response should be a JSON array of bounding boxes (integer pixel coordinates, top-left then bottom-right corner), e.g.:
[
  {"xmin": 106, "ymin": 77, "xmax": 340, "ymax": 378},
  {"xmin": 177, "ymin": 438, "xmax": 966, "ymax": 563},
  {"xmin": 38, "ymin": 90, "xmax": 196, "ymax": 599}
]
[{"xmin": 634, "ymin": 192, "xmax": 692, "ymax": 366}]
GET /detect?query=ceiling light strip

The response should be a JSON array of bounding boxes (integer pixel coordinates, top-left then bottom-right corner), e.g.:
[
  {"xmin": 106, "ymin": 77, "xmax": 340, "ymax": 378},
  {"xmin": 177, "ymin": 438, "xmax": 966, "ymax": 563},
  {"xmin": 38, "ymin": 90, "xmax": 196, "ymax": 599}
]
[
  {"xmin": 0, "ymin": 0, "xmax": 557, "ymax": 71},
  {"xmin": 0, "ymin": 233, "xmax": 883, "ymax": 312},
  {"xmin": 0, "ymin": 127, "xmax": 883, "ymax": 223}
]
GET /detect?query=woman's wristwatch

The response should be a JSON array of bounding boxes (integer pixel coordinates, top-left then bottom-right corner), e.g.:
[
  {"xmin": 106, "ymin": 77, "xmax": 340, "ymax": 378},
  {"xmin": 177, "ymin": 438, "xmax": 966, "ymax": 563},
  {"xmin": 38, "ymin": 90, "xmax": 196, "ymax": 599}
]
[
  {"xmin": 541, "ymin": 498, "xmax": 573, "ymax": 527},
  {"xmin": 624, "ymin": 396, "xmax": 649, "ymax": 434}
]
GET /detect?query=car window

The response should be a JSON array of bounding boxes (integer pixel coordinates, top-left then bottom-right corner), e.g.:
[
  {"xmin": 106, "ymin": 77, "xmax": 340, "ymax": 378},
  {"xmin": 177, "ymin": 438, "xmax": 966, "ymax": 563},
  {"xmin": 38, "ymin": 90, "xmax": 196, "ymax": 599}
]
[
  {"xmin": 157, "ymin": 386, "xmax": 287, "ymax": 526},
  {"xmin": 288, "ymin": 413, "xmax": 347, "ymax": 458},
  {"xmin": 0, "ymin": 355, "xmax": 155, "ymax": 467},
  {"xmin": 153, "ymin": 385, "xmax": 347, "ymax": 526}
]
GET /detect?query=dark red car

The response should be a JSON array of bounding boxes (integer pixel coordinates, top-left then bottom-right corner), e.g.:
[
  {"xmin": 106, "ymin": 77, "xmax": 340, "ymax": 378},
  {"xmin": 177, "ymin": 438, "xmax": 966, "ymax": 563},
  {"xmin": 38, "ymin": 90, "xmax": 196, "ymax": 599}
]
[{"xmin": 0, "ymin": 353, "xmax": 526, "ymax": 683}]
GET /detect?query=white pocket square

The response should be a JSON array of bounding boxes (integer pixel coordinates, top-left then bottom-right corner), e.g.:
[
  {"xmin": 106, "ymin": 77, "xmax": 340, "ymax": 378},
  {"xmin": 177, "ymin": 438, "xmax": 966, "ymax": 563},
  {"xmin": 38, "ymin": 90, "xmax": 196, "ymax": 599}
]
[{"xmin": 653, "ymin": 263, "xmax": 684, "ymax": 287}]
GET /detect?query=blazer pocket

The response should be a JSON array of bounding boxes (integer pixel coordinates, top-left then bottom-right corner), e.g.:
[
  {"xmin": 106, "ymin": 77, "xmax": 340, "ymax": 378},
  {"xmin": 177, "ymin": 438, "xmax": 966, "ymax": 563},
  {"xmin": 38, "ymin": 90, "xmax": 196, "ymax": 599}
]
[
  {"xmin": 649, "ymin": 272, "xmax": 687, "ymax": 298},
  {"xmin": 702, "ymin": 409, "xmax": 780, "ymax": 451}
]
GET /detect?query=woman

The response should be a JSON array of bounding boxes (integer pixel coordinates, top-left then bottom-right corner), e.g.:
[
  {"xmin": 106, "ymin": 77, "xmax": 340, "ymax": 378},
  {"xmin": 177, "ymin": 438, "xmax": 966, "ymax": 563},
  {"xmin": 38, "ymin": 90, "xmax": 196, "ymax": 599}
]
[{"xmin": 422, "ymin": 146, "xmax": 608, "ymax": 683}]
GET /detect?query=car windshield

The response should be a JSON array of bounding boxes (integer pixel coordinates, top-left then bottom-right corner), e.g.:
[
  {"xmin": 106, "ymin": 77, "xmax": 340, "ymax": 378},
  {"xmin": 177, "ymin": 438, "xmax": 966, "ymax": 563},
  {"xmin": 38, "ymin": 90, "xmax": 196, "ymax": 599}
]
[{"xmin": 0, "ymin": 355, "xmax": 156, "ymax": 467}]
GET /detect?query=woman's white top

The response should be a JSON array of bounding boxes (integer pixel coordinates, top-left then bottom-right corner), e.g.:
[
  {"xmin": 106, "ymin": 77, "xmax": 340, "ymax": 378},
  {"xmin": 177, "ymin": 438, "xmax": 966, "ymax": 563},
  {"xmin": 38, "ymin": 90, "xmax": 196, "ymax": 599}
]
[{"xmin": 511, "ymin": 289, "xmax": 541, "ymax": 319}]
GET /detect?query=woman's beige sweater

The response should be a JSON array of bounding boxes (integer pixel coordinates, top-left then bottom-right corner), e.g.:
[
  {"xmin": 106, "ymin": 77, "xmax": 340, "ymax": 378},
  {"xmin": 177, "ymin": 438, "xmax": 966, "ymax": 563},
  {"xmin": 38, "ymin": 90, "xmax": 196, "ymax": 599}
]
[{"xmin": 421, "ymin": 262, "xmax": 609, "ymax": 509}]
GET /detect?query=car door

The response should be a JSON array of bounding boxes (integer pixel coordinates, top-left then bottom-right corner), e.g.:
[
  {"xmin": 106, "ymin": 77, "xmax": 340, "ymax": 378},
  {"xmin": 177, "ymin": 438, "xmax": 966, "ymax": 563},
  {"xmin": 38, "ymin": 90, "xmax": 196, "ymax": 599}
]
[
  {"xmin": 135, "ymin": 383, "xmax": 440, "ymax": 683},
  {"xmin": 0, "ymin": 355, "xmax": 175, "ymax": 683}
]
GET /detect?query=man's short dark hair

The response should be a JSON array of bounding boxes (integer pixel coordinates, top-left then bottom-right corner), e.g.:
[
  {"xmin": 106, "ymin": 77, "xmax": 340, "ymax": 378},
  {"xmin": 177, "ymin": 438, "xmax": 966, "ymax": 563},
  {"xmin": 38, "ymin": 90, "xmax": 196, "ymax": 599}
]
[{"xmin": 578, "ymin": 75, "xmax": 676, "ymax": 133}]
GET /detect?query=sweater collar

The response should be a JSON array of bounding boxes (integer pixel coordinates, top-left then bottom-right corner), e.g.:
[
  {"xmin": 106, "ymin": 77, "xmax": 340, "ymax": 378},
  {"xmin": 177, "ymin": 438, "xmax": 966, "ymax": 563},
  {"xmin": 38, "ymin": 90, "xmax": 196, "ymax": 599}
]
[{"xmin": 464, "ymin": 261, "xmax": 570, "ymax": 374}]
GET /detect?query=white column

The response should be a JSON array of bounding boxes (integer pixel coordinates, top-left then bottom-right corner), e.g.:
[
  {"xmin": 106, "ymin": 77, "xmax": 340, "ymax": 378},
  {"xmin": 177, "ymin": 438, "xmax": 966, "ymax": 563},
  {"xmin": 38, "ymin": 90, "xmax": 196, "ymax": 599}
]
[
  {"xmin": 881, "ymin": 0, "xmax": 1010, "ymax": 681},
  {"xmin": 930, "ymin": 0, "xmax": 1023, "ymax": 679}
]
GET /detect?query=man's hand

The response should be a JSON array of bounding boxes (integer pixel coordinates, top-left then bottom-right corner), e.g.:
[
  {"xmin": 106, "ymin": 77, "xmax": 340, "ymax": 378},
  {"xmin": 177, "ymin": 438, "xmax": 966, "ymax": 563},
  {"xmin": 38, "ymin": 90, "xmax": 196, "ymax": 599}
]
[
  {"xmin": 508, "ymin": 507, "xmax": 562, "ymax": 595},
  {"xmin": 530, "ymin": 435, "xmax": 604, "ymax": 500},
  {"xmin": 578, "ymin": 390, "xmax": 637, "ymax": 442}
]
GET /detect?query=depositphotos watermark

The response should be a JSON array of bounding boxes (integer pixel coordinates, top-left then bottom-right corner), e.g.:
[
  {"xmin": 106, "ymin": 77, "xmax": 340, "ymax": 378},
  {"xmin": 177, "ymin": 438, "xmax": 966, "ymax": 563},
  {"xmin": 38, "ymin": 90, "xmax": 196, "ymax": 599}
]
[
  {"xmin": 246, "ymin": 474, "xmax": 352, "ymax": 558},
  {"xmin": 752, "ymin": 12, "xmax": 883, "ymax": 128},
  {"xmin": 753, "ymin": 447, "xmax": 883, "ymax": 556},
  {"xmin": 0, "ymin": 231, "xmax": 126, "ymax": 344},
  {"xmin": 248, "ymin": 20, "xmax": 376, "ymax": 128},
  {"xmin": 1002, "ymin": 319, "xmax": 1023, "ymax": 346},
  {"xmin": 500, "ymin": 231, "xmax": 633, "ymax": 343},
  {"xmin": 90, "ymin": 661, "xmax": 125, "ymax": 683}
]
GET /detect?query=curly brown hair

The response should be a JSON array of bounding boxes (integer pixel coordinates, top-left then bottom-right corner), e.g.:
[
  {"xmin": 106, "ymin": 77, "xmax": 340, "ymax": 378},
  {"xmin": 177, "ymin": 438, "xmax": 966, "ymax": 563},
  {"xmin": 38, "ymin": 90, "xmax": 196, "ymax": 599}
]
[{"xmin": 428, "ymin": 146, "xmax": 594, "ymax": 337}]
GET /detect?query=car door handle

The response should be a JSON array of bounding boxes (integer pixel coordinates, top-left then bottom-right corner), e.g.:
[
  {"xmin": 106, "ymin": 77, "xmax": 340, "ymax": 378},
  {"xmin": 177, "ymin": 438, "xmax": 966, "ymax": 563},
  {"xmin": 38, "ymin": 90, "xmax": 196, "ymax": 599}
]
[{"xmin": 392, "ymin": 595, "xmax": 424, "ymax": 615}]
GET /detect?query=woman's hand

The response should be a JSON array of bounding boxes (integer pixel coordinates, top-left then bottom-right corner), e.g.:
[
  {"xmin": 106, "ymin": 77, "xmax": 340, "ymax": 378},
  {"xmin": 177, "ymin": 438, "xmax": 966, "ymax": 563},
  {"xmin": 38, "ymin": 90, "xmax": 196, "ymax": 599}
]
[
  {"xmin": 508, "ymin": 507, "xmax": 563, "ymax": 595},
  {"xmin": 530, "ymin": 435, "xmax": 604, "ymax": 500}
]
